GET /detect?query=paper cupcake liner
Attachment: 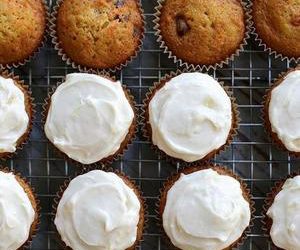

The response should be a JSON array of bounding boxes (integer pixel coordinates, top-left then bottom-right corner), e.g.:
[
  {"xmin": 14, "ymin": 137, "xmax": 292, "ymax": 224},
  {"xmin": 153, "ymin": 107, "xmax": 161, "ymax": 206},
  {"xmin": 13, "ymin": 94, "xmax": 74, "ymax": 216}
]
[
  {"xmin": 0, "ymin": 0, "xmax": 49, "ymax": 70},
  {"xmin": 249, "ymin": 1, "xmax": 300, "ymax": 64},
  {"xmin": 42, "ymin": 71, "xmax": 137, "ymax": 167},
  {"xmin": 262, "ymin": 66, "xmax": 300, "ymax": 158},
  {"xmin": 156, "ymin": 164, "xmax": 255, "ymax": 250},
  {"xmin": 49, "ymin": 0, "xmax": 145, "ymax": 73},
  {"xmin": 262, "ymin": 172, "xmax": 300, "ymax": 250},
  {"xmin": 141, "ymin": 69, "xmax": 240, "ymax": 167},
  {"xmin": 153, "ymin": 0, "xmax": 251, "ymax": 71},
  {"xmin": 0, "ymin": 70, "xmax": 35, "ymax": 160},
  {"xmin": 52, "ymin": 166, "xmax": 147, "ymax": 250},
  {"xmin": 0, "ymin": 167, "xmax": 41, "ymax": 249}
]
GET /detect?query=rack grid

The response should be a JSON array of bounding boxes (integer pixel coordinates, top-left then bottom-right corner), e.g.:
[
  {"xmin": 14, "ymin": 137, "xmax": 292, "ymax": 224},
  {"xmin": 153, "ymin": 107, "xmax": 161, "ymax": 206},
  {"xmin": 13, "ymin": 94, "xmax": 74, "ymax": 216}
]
[{"xmin": 0, "ymin": 0, "xmax": 299, "ymax": 249}]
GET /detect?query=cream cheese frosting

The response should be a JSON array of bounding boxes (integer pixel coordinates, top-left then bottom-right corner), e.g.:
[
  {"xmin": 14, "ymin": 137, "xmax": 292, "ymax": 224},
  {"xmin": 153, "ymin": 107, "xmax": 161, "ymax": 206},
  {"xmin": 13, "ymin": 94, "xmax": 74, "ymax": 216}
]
[
  {"xmin": 148, "ymin": 72, "xmax": 232, "ymax": 162},
  {"xmin": 55, "ymin": 170, "xmax": 141, "ymax": 250},
  {"xmin": 163, "ymin": 168, "xmax": 251, "ymax": 250},
  {"xmin": 0, "ymin": 76, "xmax": 29, "ymax": 153},
  {"xmin": 45, "ymin": 73, "xmax": 134, "ymax": 164},
  {"xmin": 0, "ymin": 171, "xmax": 35, "ymax": 250},
  {"xmin": 267, "ymin": 176, "xmax": 300, "ymax": 250},
  {"xmin": 269, "ymin": 70, "xmax": 300, "ymax": 152}
]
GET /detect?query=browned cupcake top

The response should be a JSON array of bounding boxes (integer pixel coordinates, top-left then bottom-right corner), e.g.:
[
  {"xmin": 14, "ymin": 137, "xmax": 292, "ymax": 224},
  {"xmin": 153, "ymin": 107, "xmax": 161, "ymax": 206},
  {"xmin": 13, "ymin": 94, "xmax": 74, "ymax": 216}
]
[
  {"xmin": 159, "ymin": 0, "xmax": 246, "ymax": 65},
  {"xmin": 0, "ymin": 0, "xmax": 46, "ymax": 65},
  {"xmin": 56, "ymin": 0, "xmax": 144, "ymax": 69},
  {"xmin": 253, "ymin": 0, "xmax": 300, "ymax": 59}
]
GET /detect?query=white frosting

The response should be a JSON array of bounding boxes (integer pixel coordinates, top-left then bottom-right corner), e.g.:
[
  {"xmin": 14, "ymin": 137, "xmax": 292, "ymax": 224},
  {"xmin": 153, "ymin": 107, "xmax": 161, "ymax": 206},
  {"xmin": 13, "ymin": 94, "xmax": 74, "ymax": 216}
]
[
  {"xmin": 163, "ymin": 168, "xmax": 251, "ymax": 250},
  {"xmin": 267, "ymin": 176, "xmax": 300, "ymax": 250},
  {"xmin": 45, "ymin": 73, "xmax": 134, "ymax": 164},
  {"xmin": 269, "ymin": 70, "xmax": 300, "ymax": 152},
  {"xmin": 0, "ymin": 171, "xmax": 35, "ymax": 250},
  {"xmin": 55, "ymin": 170, "xmax": 141, "ymax": 250},
  {"xmin": 149, "ymin": 73, "xmax": 232, "ymax": 162},
  {"xmin": 0, "ymin": 76, "xmax": 29, "ymax": 153}
]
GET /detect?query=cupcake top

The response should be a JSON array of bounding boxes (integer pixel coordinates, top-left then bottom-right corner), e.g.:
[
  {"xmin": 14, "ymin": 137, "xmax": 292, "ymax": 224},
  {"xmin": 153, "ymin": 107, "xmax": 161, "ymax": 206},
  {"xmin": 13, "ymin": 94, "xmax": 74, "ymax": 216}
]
[
  {"xmin": 0, "ymin": 76, "xmax": 29, "ymax": 153},
  {"xmin": 158, "ymin": 0, "xmax": 245, "ymax": 65},
  {"xmin": 267, "ymin": 175, "xmax": 300, "ymax": 250},
  {"xmin": 253, "ymin": 0, "xmax": 300, "ymax": 59},
  {"xmin": 55, "ymin": 170, "xmax": 141, "ymax": 250},
  {"xmin": 0, "ymin": 171, "xmax": 35, "ymax": 250},
  {"xmin": 162, "ymin": 168, "xmax": 251, "ymax": 250},
  {"xmin": 148, "ymin": 72, "xmax": 232, "ymax": 162},
  {"xmin": 0, "ymin": 0, "xmax": 46, "ymax": 65},
  {"xmin": 268, "ymin": 70, "xmax": 300, "ymax": 152},
  {"xmin": 45, "ymin": 73, "xmax": 134, "ymax": 164},
  {"xmin": 55, "ymin": 0, "xmax": 144, "ymax": 69}
]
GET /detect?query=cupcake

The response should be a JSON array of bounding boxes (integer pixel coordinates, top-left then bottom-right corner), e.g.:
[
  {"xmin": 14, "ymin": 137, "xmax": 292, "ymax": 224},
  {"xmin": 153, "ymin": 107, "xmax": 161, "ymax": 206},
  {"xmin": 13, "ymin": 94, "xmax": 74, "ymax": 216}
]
[
  {"xmin": 44, "ymin": 73, "xmax": 136, "ymax": 165},
  {"xmin": 0, "ymin": 0, "xmax": 47, "ymax": 67},
  {"xmin": 154, "ymin": 0, "xmax": 248, "ymax": 68},
  {"xmin": 264, "ymin": 174, "xmax": 300, "ymax": 249},
  {"xmin": 0, "ymin": 168, "xmax": 39, "ymax": 250},
  {"xmin": 54, "ymin": 169, "xmax": 145, "ymax": 250},
  {"xmin": 264, "ymin": 67, "xmax": 300, "ymax": 156},
  {"xmin": 51, "ymin": 0, "xmax": 144, "ymax": 70},
  {"xmin": 143, "ymin": 72, "xmax": 238, "ymax": 164},
  {"xmin": 0, "ymin": 71, "xmax": 33, "ymax": 159},
  {"xmin": 159, "ymin": 166, "xmax": 252, "ymax": 250},
  {"xmin": 252, "ymin": 0, "xmax": 300, "ymax": 61}
]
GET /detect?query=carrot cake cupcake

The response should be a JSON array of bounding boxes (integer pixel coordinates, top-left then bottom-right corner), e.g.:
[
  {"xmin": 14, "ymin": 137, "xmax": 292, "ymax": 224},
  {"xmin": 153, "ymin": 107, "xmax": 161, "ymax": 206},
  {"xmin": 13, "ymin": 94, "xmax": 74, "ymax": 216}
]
[
  {"xmin": 54, "ymin": 169, "xmax": 144, "ymax": 250},
  {"xmin": 44, "ymin": 73, "xmax": 135, "ymax": 165}
]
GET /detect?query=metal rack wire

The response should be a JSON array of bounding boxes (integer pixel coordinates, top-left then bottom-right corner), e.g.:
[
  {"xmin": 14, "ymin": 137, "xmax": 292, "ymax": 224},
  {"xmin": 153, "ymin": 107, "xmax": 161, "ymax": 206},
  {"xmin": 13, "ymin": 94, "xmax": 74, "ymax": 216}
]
[{"xmin": 0, "ymin": 0, "xmax": 299, "ymax": 249}]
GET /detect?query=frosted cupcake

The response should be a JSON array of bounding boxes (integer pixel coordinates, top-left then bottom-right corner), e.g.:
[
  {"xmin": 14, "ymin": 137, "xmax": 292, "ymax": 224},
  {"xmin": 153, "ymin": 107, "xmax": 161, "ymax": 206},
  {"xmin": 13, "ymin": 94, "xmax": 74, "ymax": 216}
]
[
  {"xmin": 54, "ymin": 169, "xmax": 145, "ymax": 250},
  {"xmin": 0, "ymin": 169, "xmax": 39, "ymax": 250},
  {"xmin": 143, "ymin": 72, "xmax": 238, "ymax": 164},
  {"xmin": 44, "ymin": 73, "xmax": 136, "ymax": 165},
  {"xmin": 159, "ymin": 166, "xmax": 252, "ymax": 250},
  {"xmin": 0, "ymin": 71, "xmax": 33, "ymax": 159},
  {"xmin": 264, "ymin": 67, "xmax": 300, "ymax": 156}
]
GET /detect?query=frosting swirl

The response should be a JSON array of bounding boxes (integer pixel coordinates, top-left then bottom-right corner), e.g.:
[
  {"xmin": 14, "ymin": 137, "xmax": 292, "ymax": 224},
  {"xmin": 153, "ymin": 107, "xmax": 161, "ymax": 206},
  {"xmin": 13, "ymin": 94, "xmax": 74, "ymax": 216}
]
[
  {"xmin": 0, "ymin": 171, "xmax": 35, "ymax": 250},
  {"xmin": 149, "ymin": 73, "xmax": 232, "ymax": 162},
  {"xmin": 45, "ymin": 73, "xmax": 134, "ymax": 164},
  {"xmin": 163, "ymin": 168, "xmax": 251, "ymax": 250},
  {"xmin": 55, "ymin": 170, "xmax": 141, "ymax": 250},
  {"xmin": 269, "ymin": 70, "xmax": 300, "ymax": 152},
  {"xmin": 0, "ymin": 76, "xmax": 29, "ymax": 153},
  {"xmin": 267, "ymin": 176, "xmax": 300, "ymax": 250}
]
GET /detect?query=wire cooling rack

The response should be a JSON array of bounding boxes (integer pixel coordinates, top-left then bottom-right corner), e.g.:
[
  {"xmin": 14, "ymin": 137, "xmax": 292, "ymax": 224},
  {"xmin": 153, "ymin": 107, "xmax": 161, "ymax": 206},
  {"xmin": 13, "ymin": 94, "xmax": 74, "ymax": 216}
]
[{"xmin": 0, "ymin": 0, "xmax": 299, "ymax": 249}]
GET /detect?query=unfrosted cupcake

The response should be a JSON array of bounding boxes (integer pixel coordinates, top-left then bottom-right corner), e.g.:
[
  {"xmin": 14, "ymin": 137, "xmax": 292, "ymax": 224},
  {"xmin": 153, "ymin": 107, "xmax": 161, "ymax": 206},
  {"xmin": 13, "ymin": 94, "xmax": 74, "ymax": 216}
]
[
  {"xmin": 54, "ymin": 169, "xmax": 145, "ymax": 250},
  {"xmin": 155, "ymin": 0, "xmax": 247, "ymax": 68},
  {"xmin": 0, "ymin": 0, "xmax": 47, "ymax": 67},
  {"xmin": 143, "ymin": 72, "xmax": 238, "ymax": 163},
  {"xmin": 0, "ymin": 169, "xmax": 39, "ymax": 250},
  {"xmin": 264, "ymin": 67, "xmax": 300, "ymax": 156},
  {"xmin": 44, "ymin": 73, "xmax": 136, "ymax": 165},
  {"xmin": 159, "ymin": 166, "xmax": 252, "ymax": 250},
  {"xmin": 52, "ymin": 0, "xmax": 144, "ymax": 70},
  {"xmin": 252, "ymin": 0, "xmax": 300, "ymax": 60},
  {"xmin": 264, "ymin": 174, "xmax": 300, "ymax": 250},
  {"xmin": 0, "ymin": 72, "xmax": 33, "ymax": 159}
]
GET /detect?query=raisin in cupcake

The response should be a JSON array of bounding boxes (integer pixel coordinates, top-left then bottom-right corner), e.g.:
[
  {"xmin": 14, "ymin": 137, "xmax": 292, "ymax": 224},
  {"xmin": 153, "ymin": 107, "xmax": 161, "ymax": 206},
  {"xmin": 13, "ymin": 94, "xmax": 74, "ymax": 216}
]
[
  {"xmin": 252, "ymin": 0, "xmax": 300, "ymax": 61},
  {"xmin": 264, "ymin": 174, "xmax": 300, "ymax": 250},
  {"xmin": 264, "ymin": 67, "xmax": 300, "ymax": 156},
  {"xmin": 51, "ymin": 0, "xmax": 144, "ymax": 71},
  {"xmin": 0, "ymin": 168, "xmax": 39, "ymax": 250},
  {"xmin": 54, "ymin": 169, "xmax": 145, "ymax": 250},
  {"xmin": 44, "ymin": 73, "xmax": 136, "ymax": 165},
  {"xmin": 159, "ymin": 165, "xmax": 252, "ymax": 250},
  {"xmin": 0, "ymin": 71, "xmax": 34, "ymax": 159},
  {"xmin": 143, "ymin": 71, "xmax": 239, "ymax": 164},
  {"xmin": 0, "ymin": 0, "xmax": 47, "ymax": 67},
  {"xmin": 154, "ymin": 0, "xmax": 249, "ymax": 69}
]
